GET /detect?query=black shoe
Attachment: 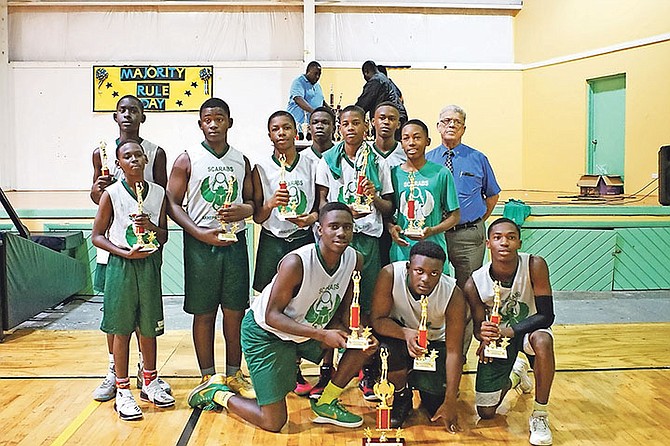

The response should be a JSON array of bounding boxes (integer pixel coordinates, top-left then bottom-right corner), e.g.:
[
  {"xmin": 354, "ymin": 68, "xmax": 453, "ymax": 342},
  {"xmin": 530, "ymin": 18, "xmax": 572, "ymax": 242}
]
[
  {"xmin": 418, "ymin": 390, "xmax": 443, "ymax": 418},
  {"xmin": 390, "ymin": 386, "xmax": 412, "ymax": 428},
  {"xmin": 309, "ymin": 365, "xmax": 334, "ymax": 399},
  {"xmin": 358, "ymin": 366, "xmax": 380, "ymax": 402}
]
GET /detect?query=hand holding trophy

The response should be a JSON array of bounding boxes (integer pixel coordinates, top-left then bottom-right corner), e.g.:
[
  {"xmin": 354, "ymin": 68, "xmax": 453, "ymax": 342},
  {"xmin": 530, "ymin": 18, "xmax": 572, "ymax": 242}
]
[
  {"xmin": 276, "ymin": 153, "xmax": 297, "ymax": 220},
  {"xmin": 413, "ymin": 296, "xmax": 439, "ymax": 371},
  {"xmin": 216, "ymin": 175, "xmax": 239, "ymax": 242},
  {"xmin": 346, "ymin": 271, "xmax": 372, "ymax": 349},
  {"xmin": 484, "ymin": 281, "xmax": 510, "ymax": 359},
  {"xmin": 403, "ymin": 171, "xmax": 425, "ymax": 237},
  {"xmin": 132, "ymin": 181, "xmax": 158, "ymax": 252}
]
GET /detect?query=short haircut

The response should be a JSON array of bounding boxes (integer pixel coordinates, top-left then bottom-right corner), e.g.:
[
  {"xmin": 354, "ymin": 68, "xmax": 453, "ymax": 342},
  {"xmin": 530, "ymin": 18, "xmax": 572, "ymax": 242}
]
[
  {"xmin": 319, "ymin": 201, "xmax": 353, "ymax": 222},
  {"xmin": 340, "ymin": 105, "xmax": 366, "ymax": 120},
  {"xmin": 374, "ymin": 101, "xmax": 400, "ymax": 116},
  {"xmin": 267, "ymin": 110, "xmax": 296, "ymax": 130},
  {"xmin": 310, "ymin": 106, "xmax": 335, "ymax": 124},
  {"xmin": 401, "ymin": 119, "xmax": 429, "ymax": 138},
  {"xmin": 200, "ymin": 97, "xmax": 230, "ymax": 117},
  {"xmin": 115, "ymin": 139, "xmax": 144, "ymax": 157},
  {"xmin": 439, "ymin": 104, "xmax": 466, "ymax": 122},
  {"xmin": 362, "ymin": 60, "xmax": 377, "ymax": 73},
  {"xmin": 487, "ymin": 217, "xmax": 521, "ymax": 238},
  {"xmin": 306, "ymin": 61, "xmax": 321, "ymax": 72},
  {"xmin": 116, "ymin": 95, "xmax": 144, "ymax": 112},
  {"xmin": 409, "ymin": 240, "xmax": 446, "ymax": 264}
]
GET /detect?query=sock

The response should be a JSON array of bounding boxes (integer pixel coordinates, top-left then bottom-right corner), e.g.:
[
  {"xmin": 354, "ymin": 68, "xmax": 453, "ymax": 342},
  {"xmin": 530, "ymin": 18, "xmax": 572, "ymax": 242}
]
[
  {"xmin": 320, "ymin": 364, "xmax": 333, "ymax": 379},
  {"xmin": 213, "ymin": 389, "xmax": 235, "ymax": 409},
  {"xmin": 116, "ymin": 377, "xmax": 130, "ymax": 390},
  {"xmin": 108, "ymin": 353, "xmax": 115, "ymax": 372},
  {"xmin": 201, "ymin": 367, "xmax": 216, "ymax": 379},
  {"xmin": 317, "ymin": 382, "xmax": 344, "ymax": 405},
  {"xmin": 143, "ymin": 369, "xmax": 157, "ymax": 387},
  {"xmin": 510, "ymin": 373, "xmax": 521, "ymax": 388},
  {"xmin": 226, "ymin": 365, "xmax": 240, "ymax": 377},
  {"xmin": 533, "ymin": 401, "xmax": 549, "ymax": 415},
  {"xmin": 138, "ymin": 352, "xmax": 144, "ymax": 369}
]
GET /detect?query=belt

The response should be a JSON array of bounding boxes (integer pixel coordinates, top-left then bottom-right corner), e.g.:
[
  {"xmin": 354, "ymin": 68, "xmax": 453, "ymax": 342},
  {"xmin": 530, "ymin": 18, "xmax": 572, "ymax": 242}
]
[{"xmin": 447, "ymin": 217, "xmax": 482, "ymax": 232}]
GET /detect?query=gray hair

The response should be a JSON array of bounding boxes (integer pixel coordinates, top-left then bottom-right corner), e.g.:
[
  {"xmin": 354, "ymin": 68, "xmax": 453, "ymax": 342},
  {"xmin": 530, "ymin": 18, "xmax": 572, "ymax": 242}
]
[{"xmin": 439, "ymin": 104, "xmax": 466, "ymax": 122}]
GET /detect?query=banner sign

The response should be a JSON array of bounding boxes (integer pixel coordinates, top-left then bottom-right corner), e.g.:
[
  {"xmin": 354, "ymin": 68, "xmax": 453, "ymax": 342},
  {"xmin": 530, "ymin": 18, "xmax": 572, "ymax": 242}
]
[{"xmin": 93, "ymin": 65, "xmax": 213, "ymax": 112}]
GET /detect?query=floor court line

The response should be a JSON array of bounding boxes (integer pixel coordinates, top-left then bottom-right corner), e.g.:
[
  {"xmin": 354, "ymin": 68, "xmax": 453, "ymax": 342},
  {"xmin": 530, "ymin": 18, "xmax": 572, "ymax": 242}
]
[{"xmin": 49, "ymin": 400, "xmax": 100, "ymax": 446}]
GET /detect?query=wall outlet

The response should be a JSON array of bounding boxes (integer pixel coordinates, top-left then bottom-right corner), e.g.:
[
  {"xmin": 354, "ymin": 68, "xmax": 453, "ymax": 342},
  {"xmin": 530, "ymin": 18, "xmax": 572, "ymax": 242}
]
[{"xmin": 652, "ymin": 173, "xmax": 659, "ymax": 179}]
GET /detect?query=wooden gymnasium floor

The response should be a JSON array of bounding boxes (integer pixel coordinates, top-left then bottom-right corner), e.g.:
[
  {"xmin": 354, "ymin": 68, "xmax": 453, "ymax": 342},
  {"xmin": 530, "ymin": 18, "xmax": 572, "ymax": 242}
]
[{"xmin": 1, "ymin": 323, "xmax": 670, "ymax": 446}]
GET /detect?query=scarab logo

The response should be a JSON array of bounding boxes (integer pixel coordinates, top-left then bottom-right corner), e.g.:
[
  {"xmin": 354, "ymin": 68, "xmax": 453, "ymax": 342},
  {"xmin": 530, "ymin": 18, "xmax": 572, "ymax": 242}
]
[
  {"xmin": 305, "ymin": 289, "xmax": 342, "ymax": 328},
  {"xmin": 200, "ymin": 172, "xmax": 238, "ymax": 210}
]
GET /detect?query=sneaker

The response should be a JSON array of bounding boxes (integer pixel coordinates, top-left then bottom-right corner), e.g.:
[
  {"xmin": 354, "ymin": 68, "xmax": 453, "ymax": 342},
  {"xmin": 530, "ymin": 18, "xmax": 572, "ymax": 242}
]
[
  {"xmin": 136, "ymin": 363, "xmax": 172, "ymax": 395},
  {"xmin": 512, "ymin": 356, "xmax": 533, "ymax": 394},
  {"xmin": 529, "ymin": 411, "xmax": 553, "ymax": 445},
  {"xmin": 294, "ymin": 369, "xmax": 313, "ymax": 396},
  {"xmin": 225, "ymin": 370, "xmax": 256, "ymax": 399},
  {"xmin": 358, "ymin": 368, "xmax": 380, "ymax": 402},
  {"xmin": 310, "ymin": 398, "xmax": 363, "ymax": 428},
  {"xmin": 93, "ymin": 370, "xmax": 116, "ymax": 402},
  {"xmin": 140, "ymin": 378, "xmax": 176, "ymax": 408},
  {"xmin": 309, "ymin": 365, "xmax": 334, "ymax": 400},
  {"xmin": 188, "ymin": 374, "xmax": 230, "ymax": 411},
  {"xmin": 390, "ymin": 386, "xmax": 413, "ymax": 428},
  {"xmin": 114, "ymin": 389, "xmax": 143, "ymax": 421}
]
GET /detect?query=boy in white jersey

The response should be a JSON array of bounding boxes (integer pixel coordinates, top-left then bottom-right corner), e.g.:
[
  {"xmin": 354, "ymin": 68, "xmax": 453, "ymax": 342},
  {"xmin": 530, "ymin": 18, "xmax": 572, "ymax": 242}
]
[
  {"xmin": 187, "ymin": 203, "xmax": 379, "ymax": 432},
  {"xmin": 464, "ymin": 218, "xmax": 556, "ymax": 446},
  {"xmin": 167, "ymin": 98, "xmax": 256, "ymax": 398},
  {"xmin": 300, "ymin": 106, "xmax": 335, "ymax": 165},
  {"xmin": 371, "ymin": 241, "xmax": 465, "ymax": 431},
  {"xmin": 91, "ymin": 141, "xmax": 174, "ymax": 420},
  {"xmin": 89, "ymin": 95, "xmax": 170, "ymax": 402},
  {"xmin": 315, "ymin": 105, "xmax": 394, "ymax": 398}
]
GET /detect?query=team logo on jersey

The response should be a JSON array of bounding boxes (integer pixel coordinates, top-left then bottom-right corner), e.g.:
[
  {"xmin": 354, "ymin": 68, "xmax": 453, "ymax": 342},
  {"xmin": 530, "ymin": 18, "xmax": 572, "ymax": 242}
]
[
  {"xmin": 399, "ymin": 188, "xmax": 435, "ymax": 222},
  {"xmin": 337, "ymin": 181, "xmax": 358, "ymax": 205},
  {"xmin": 500, "ymin": 291, "xmax": 530, "ymax": 326},
  {"xmin": 305, "ymin": 289, "xmax": 342, "ymax": 328},
  {"xmin": 286, "ymin": 184, "xmax": 309, "ymax": 215},
  {"xmin": 200, "ymin": 172, "xmax": 238, "ymax": 210}
]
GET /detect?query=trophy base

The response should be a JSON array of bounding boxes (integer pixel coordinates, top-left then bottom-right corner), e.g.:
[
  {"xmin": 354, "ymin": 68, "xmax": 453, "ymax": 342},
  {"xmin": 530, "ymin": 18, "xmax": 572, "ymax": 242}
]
[
  {"xmin": 403, "ymin": 226, "xmax": 424, "ymax": 237},
  {"xmin": 363, "ymin": 437, "xmax": 406, "ymax": 445},
  {"xmin": 217, "ymin": 232, "xmax": 238, "ymax": 242},
  {"xmin": 484, "ymin": 345, "xmax": 508, "ymax": 359},
  {"xmin": 277, "ymin": 211, "xmax": 298, "ymax": 221},
  {"xmin": 351, "ymin": 203, "xmax": 372, "ymax": 214},
  {"xmin": 413, "ymin": 355, "xmax": 437, "ymax": 372},
  {"xmin": 346, "ymin": 336, "xmax": 370, "ymax": 349},
  {"xmin": 133, "ymin": 243, "xmax": 158, "ymax": 253}
]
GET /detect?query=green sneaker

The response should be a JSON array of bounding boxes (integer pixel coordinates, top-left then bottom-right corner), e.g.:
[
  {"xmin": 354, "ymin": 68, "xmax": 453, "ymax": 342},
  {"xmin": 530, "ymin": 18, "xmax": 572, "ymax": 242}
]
[
  {"xmin": 187, "ymin": 374, "xmax": 231, "ymax": 411},
  {"xmin": 310, "ymin": 398, "xmax": 363, "ymax": 428}
]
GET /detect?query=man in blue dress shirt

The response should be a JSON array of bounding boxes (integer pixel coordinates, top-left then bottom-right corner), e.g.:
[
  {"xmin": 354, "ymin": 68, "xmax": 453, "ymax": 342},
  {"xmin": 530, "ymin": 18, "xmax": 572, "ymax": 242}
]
[
  {"xmin": 287, "ymin": 61, "xmax": 326, "ymax": 126},
  {"xmin": 426, "ymin": 104, "xmax": 501, "ymax": 356}
]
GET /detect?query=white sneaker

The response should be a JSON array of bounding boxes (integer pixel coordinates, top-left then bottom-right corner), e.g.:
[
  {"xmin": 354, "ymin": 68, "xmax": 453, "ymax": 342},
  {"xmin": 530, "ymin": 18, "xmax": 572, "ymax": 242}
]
[
  {"xmin": 92, "ymin": 370, "xmax": 116, "ymax": 402},
  {"xmin": 512, "ymin": 356, "xmax": 533, "ymax": 394},
  {"xmin": 529, "ymin": 411, "xmax": 553, "ymax": 445},
  {"xmin": 137, "ymin": 363, "xmax": 172, "ymax": 395},
  {"xmin": 140, "ymin": 378, "xmax": 176, "ymax": 408},
  {"xmin": 114, "ymin": 389, "xmax": 143, "ymax": 421}
]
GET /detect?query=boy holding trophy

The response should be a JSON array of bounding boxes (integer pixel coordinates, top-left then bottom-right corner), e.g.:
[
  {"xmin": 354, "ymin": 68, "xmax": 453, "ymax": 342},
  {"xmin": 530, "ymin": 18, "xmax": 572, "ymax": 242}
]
[{"xmin": 91, "ymin": 141, "xmax": 174, "ymax": 420}]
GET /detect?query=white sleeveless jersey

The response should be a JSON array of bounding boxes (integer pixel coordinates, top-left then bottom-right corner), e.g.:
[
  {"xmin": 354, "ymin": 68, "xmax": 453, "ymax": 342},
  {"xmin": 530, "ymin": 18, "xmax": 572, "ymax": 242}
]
[
  {"xmin": 106, "ymin": 180, "xmax": 164, "ymax": 250},
  {"xmin": 255, "ymin": 153, "xmax": 315, "ymax": 238},
  {"xmin": 252, "ymin": 243, "xmax": 357, "ymax": 343},
  {"xmin": 301, "ymin": 146, "xmax": 325, "ymax": 166},
  {"xmin": 388, "ymin": 261, "xmax": 456, "ymax": 342},
  {"xmin": 96, "ymin": 138, "xmax": 159, "ymax": 265},
  {"xmin": 373, "ymin": 141, "xmax": 406, "ymax": 169},
  {"xmin": 471, "ymin": 252, "xmax": 537, "ymax": 329},
  {"xmin": 185, "ymin": 143, "xmax": 247, "ymax": 232}
]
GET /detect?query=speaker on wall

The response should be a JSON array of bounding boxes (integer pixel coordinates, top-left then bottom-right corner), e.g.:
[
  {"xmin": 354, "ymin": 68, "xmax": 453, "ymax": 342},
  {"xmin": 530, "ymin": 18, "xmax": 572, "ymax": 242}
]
[{"xmin": 660, "ymin": 145, "xmax": 670, "ymax": 206}]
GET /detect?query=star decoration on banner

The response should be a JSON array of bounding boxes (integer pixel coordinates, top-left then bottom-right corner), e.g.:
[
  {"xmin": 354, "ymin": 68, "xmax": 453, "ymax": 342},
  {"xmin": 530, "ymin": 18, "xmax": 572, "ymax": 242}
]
[
  {"xmin": 176, "ymin": 100, "xmax": 183, "ymax": 107},
  {"xmin": 106, "ymin": 82, "xmax": 113, "ymax": 89},
  {"xmin": 191, "ymin": 81, "xmax": 198, "ymax": 88},
  {"xmin": 112, "ymin": 91, "xmax": 119, "ymax": 97},
  {"xmin": 185, "ymin": 90, "xmax": 192, "ymax": 97}
]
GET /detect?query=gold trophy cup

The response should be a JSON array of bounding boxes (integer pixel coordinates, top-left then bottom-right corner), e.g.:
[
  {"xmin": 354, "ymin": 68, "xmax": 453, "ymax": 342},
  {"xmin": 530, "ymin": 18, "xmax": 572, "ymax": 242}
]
[
  {"xmin": 216, "ymin": 175, "xmax": 239, "ymax": 242},
  {"xmin": 352, "ymin": 144, "xmax": 374, "ymax": 214},
  {"xmin": 484, "ymin": 281, "xmax": 510, "ymax": 359},
  {"xmin": 132, "ymin": 181, "xmax": 158, "ymax": 252},
  {"xmin": 347, "ymin": 271, "xmax": 372, "ymax": 349},
  {"xmin": 413, "ymin": 295, "xmax": 439, "ymax": 371},
  {"xmin": 276, "ymin": 153, "xmax": 298, "ymax": 220},
  {"xmin": 99, "ymin": 141, "xmax": 110, "ymax": 176},
  {"xmin": 363, "ymin": 347, "xmax": 405, "ymax": 445},
  {"xmin": 403, "ymin": 171, "xmax": 425, "ymax": 237}
]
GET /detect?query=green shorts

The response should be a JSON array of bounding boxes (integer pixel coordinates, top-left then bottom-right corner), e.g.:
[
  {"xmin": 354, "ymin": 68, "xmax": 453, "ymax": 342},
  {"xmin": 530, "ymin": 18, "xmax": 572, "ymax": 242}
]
[
  {"xmin": 350, "ymin": 233, "xmax": 381, "ymax": 313},
  {"xmin": 252, "ymin": 228, "xmax": 314, "ymax": 293},
  {"xmin": 93, "ymin": 263, "xmax": 107, "ymax": 294},
  {"xmin": 241, "ymin": 310, "xmax": 325, "ymax": 406},
  {"xmin": 183, "ymin": 230, "xmax": 250, "ymax": 314},
  {"xmin": 101, "ymin": 252, "xmax": 164, "ymax": 337}
]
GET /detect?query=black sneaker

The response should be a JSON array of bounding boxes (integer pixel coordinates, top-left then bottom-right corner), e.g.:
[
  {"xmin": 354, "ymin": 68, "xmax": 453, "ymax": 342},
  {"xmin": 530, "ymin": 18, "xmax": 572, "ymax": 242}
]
[
  {"xmin": 309, "ymin": 365, "xmax": 334, "ymax": 399},
  {"xmin": 390, "ymin": 386, "xmax": 413, "ymax": 428},
  {"xmin": 358, "ymin": 367, "xmax": 380, "ymax": 402},
  {"xmin": 419, "ymin": 390, "xmax": 443, "ymax": 418}
]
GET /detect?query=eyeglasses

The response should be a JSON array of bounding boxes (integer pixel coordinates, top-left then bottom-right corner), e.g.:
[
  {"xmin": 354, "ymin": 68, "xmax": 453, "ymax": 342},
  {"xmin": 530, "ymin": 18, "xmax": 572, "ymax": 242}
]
[{"xmin": 438, "ymin": 118, "xmax": 464, "ymax": 128}]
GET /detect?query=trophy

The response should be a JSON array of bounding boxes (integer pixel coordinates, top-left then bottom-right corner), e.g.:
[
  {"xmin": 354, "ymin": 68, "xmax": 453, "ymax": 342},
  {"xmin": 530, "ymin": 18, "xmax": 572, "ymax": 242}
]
[
  {"xmin": 277, "ymin": 154, "xmax": 298, "ymax": 220},
  {"xmin": 132, "ymin": 182, "xmax": 158, "ymax": 252},
  {"xmin": 216, "ymin": 175, "xmax": 239, "ymax": 242},
  {"xmin": 334, "ymin": 94, "xmax": 343, "ymax": 142},
  {"xmin": 352, "ymin": 145, "xmax": 374, "ymax": 214},
  {"xmin": 99, "ymin": 141, "xmax": 110, "ymax": 176},
  {"xmin": 347, "ymin": 271, "xmax": 372, "ymax": 349},
  {"xmin": 484, "ymin": 281, "xmax": 510, "ymax": 359},
  {"xmin": 403, "ymin": 171, "xmax": 425, "ymax": 237},
  {"xmin": 301, "ymin": 119, "xmax": 311, "ymax": 142},
  {"xmin": 363, "ymin": 347, "xmax": 405, "ymax": 445},
  {"xmin": 413, "ymin": 296, "xmax": 439, "ymax": 371}
]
